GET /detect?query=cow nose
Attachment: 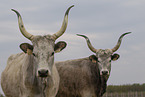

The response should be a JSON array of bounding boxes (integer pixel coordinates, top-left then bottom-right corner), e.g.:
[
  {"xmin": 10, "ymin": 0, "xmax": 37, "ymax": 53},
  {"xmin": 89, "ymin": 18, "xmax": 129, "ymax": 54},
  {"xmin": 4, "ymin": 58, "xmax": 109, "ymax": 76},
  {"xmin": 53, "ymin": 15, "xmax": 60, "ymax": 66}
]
[
  {"xmin": 102, "ymin": 71, "xmax": 109, "ymax": 75},
  {"xmin": 38, "ymin": 69, "xmax": 49, "ymax": 77}
]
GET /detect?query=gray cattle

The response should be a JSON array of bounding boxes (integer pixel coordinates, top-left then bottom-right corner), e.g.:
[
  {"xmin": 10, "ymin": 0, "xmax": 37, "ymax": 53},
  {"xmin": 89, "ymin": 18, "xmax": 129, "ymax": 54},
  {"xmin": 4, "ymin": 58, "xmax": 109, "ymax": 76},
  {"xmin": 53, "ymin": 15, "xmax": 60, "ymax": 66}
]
[
  {"xmin": 1, "ymin": 5, "xmax": 74, "ymax": 97},
  {"xmin": 56, "ymin": 32, "xmax": 131, "ymax": 97}
]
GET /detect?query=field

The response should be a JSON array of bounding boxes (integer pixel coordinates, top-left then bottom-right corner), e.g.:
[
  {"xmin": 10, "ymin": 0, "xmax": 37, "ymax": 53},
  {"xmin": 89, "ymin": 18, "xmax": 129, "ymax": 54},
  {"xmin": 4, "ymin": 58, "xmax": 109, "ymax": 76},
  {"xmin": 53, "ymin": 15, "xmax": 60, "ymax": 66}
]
[
  {"xmin": 0, "ymin": 91, "xmax": 145, "ymax": 97},
  {"xmin": 103, "ymin": 92, "xmax": 145, "ymax": 97},
  {"xmin": 0, "ymin": 83, "xmax": 145, "ymax": 97}
]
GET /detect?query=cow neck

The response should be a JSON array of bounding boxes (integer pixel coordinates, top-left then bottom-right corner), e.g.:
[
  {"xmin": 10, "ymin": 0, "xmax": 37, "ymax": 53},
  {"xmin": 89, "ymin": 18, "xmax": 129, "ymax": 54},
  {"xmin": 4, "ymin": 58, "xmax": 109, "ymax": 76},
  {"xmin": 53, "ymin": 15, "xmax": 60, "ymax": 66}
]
[{"xmin": 22, "ymin": 54, "xmax": 37, "ymax": 88}]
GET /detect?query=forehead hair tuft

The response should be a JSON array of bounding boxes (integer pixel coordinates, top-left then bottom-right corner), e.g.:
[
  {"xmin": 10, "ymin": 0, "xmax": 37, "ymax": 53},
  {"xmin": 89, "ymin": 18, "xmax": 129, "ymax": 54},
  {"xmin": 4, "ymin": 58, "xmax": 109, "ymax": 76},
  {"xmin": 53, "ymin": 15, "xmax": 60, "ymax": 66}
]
[{"xmin": 96, "ymin": 49, "xmax": 113, "ymax": 57}]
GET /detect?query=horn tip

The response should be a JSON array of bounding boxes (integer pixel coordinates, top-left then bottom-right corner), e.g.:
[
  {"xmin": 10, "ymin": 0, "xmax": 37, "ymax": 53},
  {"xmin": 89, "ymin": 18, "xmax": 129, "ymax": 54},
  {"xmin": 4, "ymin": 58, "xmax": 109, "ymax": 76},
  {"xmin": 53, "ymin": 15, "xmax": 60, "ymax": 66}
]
[
  {"xmin": 76, "ymin": 34, "xmax": 88, "ymax": 39},
  {"xmin": 76, "ymin": 34, "xmax": 81, "ymax": 36},
  {"xmin": 123, "ymin": 32, "xmax": 132, "ymax": 36},
  {"xmin": 126, "ymin": 32, "xmax": 132, "ymax": 34},
  {"xmin": 71, "ymin": 5, "xmax": 75, "ymax": 7},
  {"xmin": 11, "ymin": 9, "xmax": 15, "ymax": 11},
  {"xmin": 11, "ymin": 9, "xmax": 21, "ymax": 17},
  {"xmin": 11, "ymin": 9, "xmax": 18, "ymax": 12},
  {"xmin": 11, "ymin": 8, "xmax": 17, "ymax": 13},
  {"xmin": 76, "ymin": 34, "xmax": 84, "ymax": 37}
]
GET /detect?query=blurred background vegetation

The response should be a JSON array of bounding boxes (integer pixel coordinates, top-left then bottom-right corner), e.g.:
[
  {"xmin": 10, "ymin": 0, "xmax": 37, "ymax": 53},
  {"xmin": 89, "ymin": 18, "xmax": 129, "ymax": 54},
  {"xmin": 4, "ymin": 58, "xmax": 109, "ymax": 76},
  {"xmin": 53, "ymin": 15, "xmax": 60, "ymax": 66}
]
[{"xmin": 106, "ymin": 83, "xmax": 145, "ymax": 93}]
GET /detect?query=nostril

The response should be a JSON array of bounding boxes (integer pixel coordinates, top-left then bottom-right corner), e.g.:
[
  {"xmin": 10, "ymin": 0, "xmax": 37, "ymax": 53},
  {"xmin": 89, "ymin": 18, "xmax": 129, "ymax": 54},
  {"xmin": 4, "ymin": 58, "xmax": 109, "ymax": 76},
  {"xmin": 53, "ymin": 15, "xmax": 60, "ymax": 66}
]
[
  {"xmin": 38, "ymin": 71, "xmax": 41, "ymax": 75},
  {"xmin": 38, "ymin": 69, "xmax": 48, "ymax": 77},
  {"xmin": 45, "ymin": 70, "xmax": 48, "ymax": 74},
  {"xmin": 102, "ymin": 71, "xmax": 108, "ymax": 75}
]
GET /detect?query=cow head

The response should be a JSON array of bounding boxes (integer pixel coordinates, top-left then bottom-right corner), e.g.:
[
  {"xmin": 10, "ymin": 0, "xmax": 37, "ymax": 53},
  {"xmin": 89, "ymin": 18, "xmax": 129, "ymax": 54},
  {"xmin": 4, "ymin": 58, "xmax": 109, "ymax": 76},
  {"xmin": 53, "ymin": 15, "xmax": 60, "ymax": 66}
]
[
  {"xmin": 77, "ymin": 32, "xmax": 131, "ymax": 79},
  {"xmin": 12, "ymin": 5, "xmax": 74, "ymax": 78},
  {"xmin": 20, "ymin": 40, "xmax": 66, "ymax": 77}
]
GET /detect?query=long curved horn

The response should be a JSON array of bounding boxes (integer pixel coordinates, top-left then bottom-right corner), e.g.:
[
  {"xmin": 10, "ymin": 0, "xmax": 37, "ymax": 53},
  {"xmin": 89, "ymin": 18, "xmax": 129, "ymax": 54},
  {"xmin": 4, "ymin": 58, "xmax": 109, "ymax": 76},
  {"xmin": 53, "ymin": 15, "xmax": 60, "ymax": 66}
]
[
  {"xmin": 77, "ymin": 34, "xmax": 97, "ymax": 53},
  {"xmin": 52, "ymin": 5, "xmax": 74, "ymax": 40},
  {"xmin": 111, "ymin": 32, "xmax": 131, "ymax": 52},
  {"xmin": 11, "ymin": 9, "xmax": 34, "ymax": 40}
]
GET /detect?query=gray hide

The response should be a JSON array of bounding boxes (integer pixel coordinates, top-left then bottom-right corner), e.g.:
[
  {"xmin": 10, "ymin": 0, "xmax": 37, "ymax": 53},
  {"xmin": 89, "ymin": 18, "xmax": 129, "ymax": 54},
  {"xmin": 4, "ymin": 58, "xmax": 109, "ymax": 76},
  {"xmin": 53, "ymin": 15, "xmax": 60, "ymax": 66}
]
[
  {"xmin": 56, "ymin": 57, "xmax": 101, "ymax": 97},
  {"xmin": 1, "ymin": 5, "xmax": 74, "ymax": 97},
  {"xmin": 56, "ymin": 32, "xmax": 131, "ymax": 97}
]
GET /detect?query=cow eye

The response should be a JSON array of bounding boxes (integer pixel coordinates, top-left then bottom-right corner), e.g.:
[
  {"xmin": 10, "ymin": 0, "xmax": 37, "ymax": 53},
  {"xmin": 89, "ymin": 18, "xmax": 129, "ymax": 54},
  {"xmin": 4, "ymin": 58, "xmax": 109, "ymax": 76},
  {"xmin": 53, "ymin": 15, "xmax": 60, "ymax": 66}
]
[
  {"xmin": 33, "ymin": 53, "xmax": 38, "ymax": 57},
  {"xmin": 51, "ymin": 52, "xmax": 54, "ymax": 56},
  {"xmin": 97, "ymin": 60, "xmax": 100, "ymax": 63},
  {"xmin": 33, "ymin": 53, "xmax": 36, "ymax": 56}
]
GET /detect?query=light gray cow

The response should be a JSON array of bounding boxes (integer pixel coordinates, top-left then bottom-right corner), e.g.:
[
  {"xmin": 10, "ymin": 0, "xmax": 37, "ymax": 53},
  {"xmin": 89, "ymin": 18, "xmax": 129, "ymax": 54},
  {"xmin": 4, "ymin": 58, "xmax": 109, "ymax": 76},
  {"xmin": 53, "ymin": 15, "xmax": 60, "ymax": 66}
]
[
  {"xmin": 56, "ymin": 32, "xmax": 131, "ymax": 97},
  {"xmin": 1, "ymin": 5, "xmax": 74, "ymax": 97}
]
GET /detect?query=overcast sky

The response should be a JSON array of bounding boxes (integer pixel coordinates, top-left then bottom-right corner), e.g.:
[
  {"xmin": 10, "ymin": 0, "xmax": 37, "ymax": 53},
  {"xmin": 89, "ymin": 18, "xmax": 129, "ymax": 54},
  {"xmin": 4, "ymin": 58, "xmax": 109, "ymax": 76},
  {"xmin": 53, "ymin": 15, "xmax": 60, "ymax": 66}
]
[{"xmin": 0, "ymin": 0, "xmax": 145, "ymax": 94}]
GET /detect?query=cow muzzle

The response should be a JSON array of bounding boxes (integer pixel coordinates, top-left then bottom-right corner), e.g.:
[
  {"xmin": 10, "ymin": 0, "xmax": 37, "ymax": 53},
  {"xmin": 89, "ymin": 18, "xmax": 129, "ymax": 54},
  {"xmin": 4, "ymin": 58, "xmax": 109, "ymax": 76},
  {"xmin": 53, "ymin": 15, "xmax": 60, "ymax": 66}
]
[
  {"xmin": 38, "ymin": 69, "xmax": 50, "ymax": 77},
  {"xmin": 100, "ymin": 70, "xmax": 109, "ymax": 76}
]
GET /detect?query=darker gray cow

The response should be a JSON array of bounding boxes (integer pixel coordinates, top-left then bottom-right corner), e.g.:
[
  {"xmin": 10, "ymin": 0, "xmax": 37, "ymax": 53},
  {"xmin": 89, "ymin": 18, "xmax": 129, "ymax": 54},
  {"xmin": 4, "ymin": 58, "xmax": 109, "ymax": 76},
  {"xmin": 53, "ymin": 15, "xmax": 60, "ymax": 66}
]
[
  {"xmin": 1, "ymin": 5, "xmax": 74, "ymax": 97},
  {"xmin": 56, "ymin": 32, "xmax": 131, "ymax": 97}
]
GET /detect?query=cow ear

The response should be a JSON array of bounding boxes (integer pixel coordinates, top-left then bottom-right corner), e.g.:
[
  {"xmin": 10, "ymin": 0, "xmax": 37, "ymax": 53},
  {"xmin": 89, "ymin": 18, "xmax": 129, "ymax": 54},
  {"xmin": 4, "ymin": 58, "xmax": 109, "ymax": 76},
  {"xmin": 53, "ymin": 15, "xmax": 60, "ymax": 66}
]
[
  {"xmin": 111, "ymin": 53, "xmax": 120, "ymax": 61},
  {"xmin": 20, "ymin": 43, "xmax": 33, "ymax": 55},
  {"xmin": 89, "ymin": 55, "xmax": 98, "ymax": 63},
  {"xmin": 54, "ymin": 41, "xmax": 67, "ymax": 53}
]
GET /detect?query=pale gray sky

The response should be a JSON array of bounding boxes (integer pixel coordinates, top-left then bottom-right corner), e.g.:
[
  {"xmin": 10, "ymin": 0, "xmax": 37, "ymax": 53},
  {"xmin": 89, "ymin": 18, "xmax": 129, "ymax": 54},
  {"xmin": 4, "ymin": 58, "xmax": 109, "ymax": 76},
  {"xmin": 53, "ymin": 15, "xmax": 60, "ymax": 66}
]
[{"xmin": 0, "ymin": 0, "xmax": 145, "ymax": 94}]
